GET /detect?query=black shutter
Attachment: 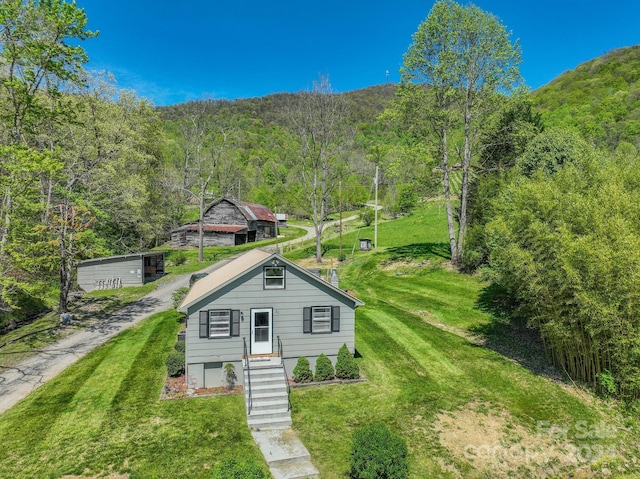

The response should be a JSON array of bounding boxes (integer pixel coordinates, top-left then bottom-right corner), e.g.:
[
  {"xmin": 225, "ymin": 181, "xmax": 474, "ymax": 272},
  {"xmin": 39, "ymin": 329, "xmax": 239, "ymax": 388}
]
[
  {"xmin": 199, "ymin": 311, "xmax": 209, "ymax": 338},
  {"xmin": 303, "ymin": 307, "xmax": 312, "ymax": 333},
  {"xmin": 231, "ymin": 310, "xmax": 240, "ymax": 337},
  {"xmin": 331, "ymin": 306, "xmax": 340, "ymax": 332}
]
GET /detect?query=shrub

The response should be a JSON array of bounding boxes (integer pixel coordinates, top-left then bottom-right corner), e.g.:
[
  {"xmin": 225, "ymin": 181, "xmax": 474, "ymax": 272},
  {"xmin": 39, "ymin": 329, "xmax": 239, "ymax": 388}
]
[
  {"xmin": 170, "ymin": 250, "xmax": 187, "ymax": 266},
  {"xmin": 361, "ymin": 207, "xmax": 375, "ymax": 227},
  {"xmin": 174, "ymin": 340, "xmax": 185, "ymax": 353},
  {"xmin": 335, "ymin": 343, "xmax": 360, "ymax": 380},
  {"xmin": 292, "ymin": 356, "xmax": 313, "ymax": 383},
  {"xmin": 350, "ymin": 424, "xmax": 409, "ymax": 479},
  {"xmin": 172, "ymin": 286, "xmax": 189, "ymax": 309},
  {"xmin": 213, "ymin": 458, "xmax": 268, "ymax": 479},
  {"xmin": 224, "ymin": 363, "xmax": 237, "ymax": 390},
  {"xmin": 314, "ymin": 354, "xmax": 335, "ymax": 382},
  {"xmin": 166, "ymin": 351, "xmax": 185, "ymax": 377}
]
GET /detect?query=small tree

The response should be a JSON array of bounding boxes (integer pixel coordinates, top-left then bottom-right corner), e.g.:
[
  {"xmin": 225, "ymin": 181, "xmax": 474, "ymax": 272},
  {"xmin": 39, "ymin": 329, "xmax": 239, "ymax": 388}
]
[
  {"xmin": 314, "ymin": 354, "xmax": 335, "ymax": 382},
  {"xmin": 292, "ymin": 356, "xmax": 313, "ymax": 383},
  {"xmin": 224, "ymin": 363, "xmax": 237, "ymax": 391},
  {"xmin": 350, "ymin": 424, "xmax": 409, "ymax": 479},
  {"xmin": 361, "ymin": 207, "xmax": 375, "ymax": 227},
  {"xmin": 335, "ymin": 344, "xmax": 360, "ymax": 380}
]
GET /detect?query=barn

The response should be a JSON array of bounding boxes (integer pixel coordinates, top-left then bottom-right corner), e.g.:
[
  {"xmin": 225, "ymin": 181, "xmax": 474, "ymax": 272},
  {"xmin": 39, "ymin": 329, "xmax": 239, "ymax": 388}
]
[
  {"xmin": 77, "ymin": 252, "xmax": 165, "ymax": 292},
  {"xmin": 171, "ymin": 198, "xmax": 277, "ymax": 248}
]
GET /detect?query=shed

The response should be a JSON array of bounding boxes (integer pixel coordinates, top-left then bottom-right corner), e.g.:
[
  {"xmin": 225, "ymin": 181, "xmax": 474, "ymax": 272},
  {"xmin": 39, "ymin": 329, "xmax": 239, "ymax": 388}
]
[
  {"xmin": 275, "ymin": 213, "xmax": 288, "ymax": 228},
  {"xmin": 359, "ymin": 238, "xmax": 372, "ymax": 251},
  {"xmin": 77, "ymin": 252, "xmax": 165, "ymax": 292}
]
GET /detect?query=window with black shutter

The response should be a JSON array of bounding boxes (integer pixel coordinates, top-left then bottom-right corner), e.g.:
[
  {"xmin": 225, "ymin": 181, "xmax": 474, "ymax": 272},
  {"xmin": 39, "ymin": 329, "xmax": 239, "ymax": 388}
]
[
  {"xmin": 198, "ymin": 309, "xmax": 240, "ymax": 338},
  {"xmin": 304, "ymin": 306, "xmax": 340, "ymax": 333}
]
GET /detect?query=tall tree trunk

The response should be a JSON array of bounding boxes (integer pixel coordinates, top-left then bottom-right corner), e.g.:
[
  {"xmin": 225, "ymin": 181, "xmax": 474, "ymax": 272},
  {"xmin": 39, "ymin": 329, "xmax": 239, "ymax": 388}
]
[
  {"xmin": 455, "ymin": 103, "xmax": 472, "ymax": 266},
  {"xmin": 441, "ymin": 128, "xmax": 457, "ymax": 261}
]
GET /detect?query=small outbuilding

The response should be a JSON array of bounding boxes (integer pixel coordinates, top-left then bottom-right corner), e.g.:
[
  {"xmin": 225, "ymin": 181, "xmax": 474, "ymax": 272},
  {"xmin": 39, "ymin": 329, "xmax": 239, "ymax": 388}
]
[
  {"xmin": 359, "ymin": 238, "xmax": 372, "ymax": 251},
  {"xmin": 77, "ymin": 252, "xmax": 165, "ymax": 292},
  {"xmin": 171, "ymin": 198, "xmax": 277, "ymax": 248}
]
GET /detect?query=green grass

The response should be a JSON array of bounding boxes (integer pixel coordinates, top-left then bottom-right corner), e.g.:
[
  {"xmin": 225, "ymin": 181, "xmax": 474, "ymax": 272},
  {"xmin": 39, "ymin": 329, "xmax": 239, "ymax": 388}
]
[
  {"xmin": 287, "ymin": 202, "xmax": 640, "ymax": 478},
  {"xmin": 3, "ymin": 202, "xmax": 640, "ymax": 478},
  {"xmin": 0, "ymin": 310, "xmax": 267, "ymax": 478}
]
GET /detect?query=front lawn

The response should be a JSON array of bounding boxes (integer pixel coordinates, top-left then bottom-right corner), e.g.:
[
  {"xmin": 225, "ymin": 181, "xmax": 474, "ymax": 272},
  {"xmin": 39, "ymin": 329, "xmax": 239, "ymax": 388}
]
[{"xmin": 0, "ymin": 310, "xmax": 266, "ymax": 478}]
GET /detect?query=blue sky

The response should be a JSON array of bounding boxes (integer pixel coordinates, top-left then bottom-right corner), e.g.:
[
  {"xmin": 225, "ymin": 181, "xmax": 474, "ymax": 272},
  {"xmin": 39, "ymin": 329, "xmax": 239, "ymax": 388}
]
[{"xmin": 79, "ymin": 1, "xmax": 640, "ymax": 106}]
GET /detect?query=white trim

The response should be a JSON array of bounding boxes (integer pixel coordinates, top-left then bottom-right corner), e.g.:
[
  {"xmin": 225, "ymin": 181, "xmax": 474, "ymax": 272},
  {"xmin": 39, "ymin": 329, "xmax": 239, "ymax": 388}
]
[{"xmin": 250, "ymin": 308, "xmax": 273, "ymax": 354}]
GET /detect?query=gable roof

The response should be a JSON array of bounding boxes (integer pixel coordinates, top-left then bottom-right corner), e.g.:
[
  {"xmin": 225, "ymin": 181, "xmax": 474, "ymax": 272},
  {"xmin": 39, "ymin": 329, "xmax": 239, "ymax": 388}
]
[
  {"xmin": 205, "ymin": 197, "xmax": 277, "ymax": 223},
  {"xmin": 179, "ymin": 249, "xmax": 364, "ymax": 312}
]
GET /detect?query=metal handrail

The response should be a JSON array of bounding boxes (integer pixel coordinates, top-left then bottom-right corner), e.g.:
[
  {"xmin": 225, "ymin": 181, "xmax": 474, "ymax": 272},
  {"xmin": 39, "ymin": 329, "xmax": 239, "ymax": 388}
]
[
  {"xmin": 277, "ymin": 336, "xmax": 292, "ymax": 411},
  {"xmin": 243, "ymin": 337, "xmax": 252, "ymax": 414}
]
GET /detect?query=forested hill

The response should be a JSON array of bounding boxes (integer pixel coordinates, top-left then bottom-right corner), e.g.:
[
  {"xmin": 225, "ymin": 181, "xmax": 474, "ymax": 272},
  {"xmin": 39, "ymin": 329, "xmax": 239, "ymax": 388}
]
[
  {"xmin": 532, "ymin": 45, "xmax": 640, "ymax": 151},
  {"xmin": 158, "ymin": 83, "xmax": 398, "ymax": 126}
]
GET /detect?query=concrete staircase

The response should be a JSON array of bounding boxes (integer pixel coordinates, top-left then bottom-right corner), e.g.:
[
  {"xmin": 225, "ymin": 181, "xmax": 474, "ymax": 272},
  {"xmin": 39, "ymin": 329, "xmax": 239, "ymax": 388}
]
[
  {"xmin": 244, "ymin": 362, "xmax": 292, "ymax": 430},
  {"xmin": 244, "ymin": 358, "xmax": 319, "ymax": 478}
]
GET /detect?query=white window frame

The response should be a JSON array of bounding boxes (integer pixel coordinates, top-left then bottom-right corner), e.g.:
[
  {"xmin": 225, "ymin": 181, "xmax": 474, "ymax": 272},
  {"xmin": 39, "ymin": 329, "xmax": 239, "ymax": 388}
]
[
  {"xmin": 312, "ymin": 306, "xmax": 332, "ymax": 333},
  {"xmin": 208, "ymin": 310, "xmax": 231, "ymax": 337},
  {"xmin": 264, "ymin": 266, "xmax": 285, "ymax": 289}
]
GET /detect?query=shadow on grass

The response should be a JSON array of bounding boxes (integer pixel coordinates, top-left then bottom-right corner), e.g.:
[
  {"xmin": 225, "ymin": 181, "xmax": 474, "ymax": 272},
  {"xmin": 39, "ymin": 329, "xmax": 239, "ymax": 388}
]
[
  {"xmin": 471, "ymin": 283, "xmax": 567, "ymax": 382},
  {"xmin": 385, "ymin": 242, "xmax": 451, "ymax": 261}
]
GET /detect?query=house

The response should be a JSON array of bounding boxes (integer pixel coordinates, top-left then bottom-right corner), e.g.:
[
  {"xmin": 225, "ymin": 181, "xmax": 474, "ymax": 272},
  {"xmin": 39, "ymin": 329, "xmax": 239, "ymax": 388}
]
[
  {"xmin": 178, "ymin": 249, "xmax": 364, "ymax": 388},
  {"xmin": 171, "ymin": 198, "xmax": 277, "ymax": 248},
  {"xmin": 77, "ymin": 252, "xmax": 165, "ymax": 292}
]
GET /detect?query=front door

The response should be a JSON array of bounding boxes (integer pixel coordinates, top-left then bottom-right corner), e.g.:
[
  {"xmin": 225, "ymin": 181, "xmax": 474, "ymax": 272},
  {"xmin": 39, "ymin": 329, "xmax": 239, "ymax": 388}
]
[{"xmin": 251, "ymin": 308, "xmax": 272, "ymax": 355}]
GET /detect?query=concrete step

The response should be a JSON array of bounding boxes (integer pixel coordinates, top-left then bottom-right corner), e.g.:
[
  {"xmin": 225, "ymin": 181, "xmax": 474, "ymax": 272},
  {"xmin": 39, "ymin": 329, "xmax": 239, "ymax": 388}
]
[
  {"xmin": 247, "ymin": 417, "xmax": 292, "ymax": 430},
  {"xmin": 248, "ymin": 382, "xmax": 288, "ymax": 394},
  {"xmin": 270, "ymin": 461, "xmax": 319, "ymax": 479},
  {"xmin": 252, "ymin": 390, "xmax": 289, "ymax": 401},
  {"xmin": 247, "ymin": 397, "xmax": 290, "ymax": 412},
  {"xmin": 247, "ymin": 407, "xmax": 290, "ymax": 420},
  {"xmin": 245, "ymin": 371, "xmax": 285, "ymax": 382}
]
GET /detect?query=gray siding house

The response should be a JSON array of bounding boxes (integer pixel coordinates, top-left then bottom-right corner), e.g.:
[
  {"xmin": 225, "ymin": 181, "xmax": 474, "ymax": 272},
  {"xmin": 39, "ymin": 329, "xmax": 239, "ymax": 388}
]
[
  {"xmin": 77, "ymin": 252, "xmax": 165, "ymax": 292},
  {"xmin": 179, "ymin": 249, "xmax": 364, "ymax": 388}
]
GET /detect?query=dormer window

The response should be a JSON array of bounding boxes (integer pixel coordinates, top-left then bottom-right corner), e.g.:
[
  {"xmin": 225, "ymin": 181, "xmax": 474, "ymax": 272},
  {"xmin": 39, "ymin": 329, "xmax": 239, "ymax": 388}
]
[{"xmin": 264, "ymin": 266, "xmax": 285, "ymax": 289}]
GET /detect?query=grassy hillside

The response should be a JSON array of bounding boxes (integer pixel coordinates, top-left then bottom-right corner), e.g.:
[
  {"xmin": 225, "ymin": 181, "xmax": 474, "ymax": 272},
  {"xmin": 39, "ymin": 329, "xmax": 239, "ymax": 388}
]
[
  {"xmin": 2, "ymin": 204, "xmax": 637, "ymax": 477},
  {"xmin": 532, "ymin": 45, "xmax": 640, "ymax": 151}
]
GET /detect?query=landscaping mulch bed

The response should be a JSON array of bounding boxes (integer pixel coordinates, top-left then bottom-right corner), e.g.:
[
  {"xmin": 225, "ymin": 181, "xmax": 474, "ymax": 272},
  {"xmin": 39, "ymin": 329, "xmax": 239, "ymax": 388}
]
[{"xmin": 160, "ymin": 374, "xmax": 243, "ymax": 400}]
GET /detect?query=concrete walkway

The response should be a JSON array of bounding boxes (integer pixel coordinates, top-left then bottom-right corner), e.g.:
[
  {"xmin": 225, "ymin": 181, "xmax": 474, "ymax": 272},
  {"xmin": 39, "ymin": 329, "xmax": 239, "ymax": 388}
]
[{"xmin": 252, "ymin": 429, "xmax": 319, "ymax": 479}]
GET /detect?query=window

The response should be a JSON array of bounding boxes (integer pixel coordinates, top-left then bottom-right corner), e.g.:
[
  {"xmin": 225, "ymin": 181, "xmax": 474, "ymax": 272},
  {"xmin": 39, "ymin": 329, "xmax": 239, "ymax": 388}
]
[
  {"xmin": 209, "ymin": 310, "xmax": 231, "ymax": 337},
  {"xmin": 199, "ymin": 309, "xmax": 241, "ymax": 338},
  {"xmin": 264, "ymin": 266, "xmax": 285, "ymax": 289},
  {"xmin": 312, "ymin": 306, "xmax": 332, "ymax": 333},
  {"xmin": 303, "ymin": 306, "xmax": 340, "ymax": 333}
]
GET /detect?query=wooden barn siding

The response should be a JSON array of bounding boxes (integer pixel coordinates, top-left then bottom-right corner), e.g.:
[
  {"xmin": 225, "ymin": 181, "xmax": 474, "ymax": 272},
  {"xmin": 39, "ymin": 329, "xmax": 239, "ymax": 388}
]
[
  {"xmin": 204, "ymin": 200, "xmax": 248, "ymax": 226},
  {"xmin": 185, "ymin": 266, "xmax": 356, "ymax": 387},
  {"xmin": 171, "ymin": 230, "xmax": 238, "ymax": 248},
  {"xmin": 77, "ymin": 256, "xmax": 143, "ymax": 292}
]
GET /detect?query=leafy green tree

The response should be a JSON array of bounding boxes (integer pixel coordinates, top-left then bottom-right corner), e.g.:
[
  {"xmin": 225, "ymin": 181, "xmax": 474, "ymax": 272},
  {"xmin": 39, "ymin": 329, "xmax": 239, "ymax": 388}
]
[{"xmin": 400, "ymin": 0, "xmax": 521, "ymax": 266}]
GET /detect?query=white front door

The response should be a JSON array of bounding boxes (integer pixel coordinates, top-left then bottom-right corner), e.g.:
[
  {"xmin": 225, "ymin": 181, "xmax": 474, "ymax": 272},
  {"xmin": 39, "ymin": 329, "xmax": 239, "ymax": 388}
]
[{"xmin": 251, "ymin": 308, "xmax": 272, "ymax": 355}]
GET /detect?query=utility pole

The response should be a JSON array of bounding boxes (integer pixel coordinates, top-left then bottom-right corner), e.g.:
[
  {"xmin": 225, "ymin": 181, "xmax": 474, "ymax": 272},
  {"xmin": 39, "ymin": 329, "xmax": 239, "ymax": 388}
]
[
  {"xmin": 339, "ymin": 181, "xmax": 343, "ymax": 260},
  {"xmin": 374, "ymin": 166, "xmax": 378, "ymax": 249}
]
